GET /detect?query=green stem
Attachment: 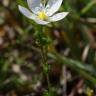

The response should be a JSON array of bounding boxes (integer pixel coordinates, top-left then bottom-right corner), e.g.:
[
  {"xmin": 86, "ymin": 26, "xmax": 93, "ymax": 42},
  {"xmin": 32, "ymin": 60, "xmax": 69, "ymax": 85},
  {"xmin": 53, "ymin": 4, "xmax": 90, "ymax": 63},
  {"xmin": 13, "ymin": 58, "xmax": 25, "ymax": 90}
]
[{"xmin": 37, "ymin": 25, "xmax": 51, "ymax": 93}]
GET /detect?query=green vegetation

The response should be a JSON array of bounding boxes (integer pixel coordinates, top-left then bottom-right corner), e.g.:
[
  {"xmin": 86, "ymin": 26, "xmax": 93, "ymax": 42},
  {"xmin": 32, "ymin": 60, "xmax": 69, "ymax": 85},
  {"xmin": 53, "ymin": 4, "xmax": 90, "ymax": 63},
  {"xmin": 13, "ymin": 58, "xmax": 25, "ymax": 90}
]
[{"xmin": 0, "ymin": 0, "xmax": 96, "ymax": 96}]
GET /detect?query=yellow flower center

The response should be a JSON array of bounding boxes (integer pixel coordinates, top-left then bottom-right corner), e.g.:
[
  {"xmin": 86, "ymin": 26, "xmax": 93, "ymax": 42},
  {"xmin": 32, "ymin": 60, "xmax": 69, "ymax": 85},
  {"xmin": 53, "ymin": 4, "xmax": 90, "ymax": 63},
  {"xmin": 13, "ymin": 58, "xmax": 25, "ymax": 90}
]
[{"xmin": 38, "ymin": 11, "xmax": 48, "ymax": 20}]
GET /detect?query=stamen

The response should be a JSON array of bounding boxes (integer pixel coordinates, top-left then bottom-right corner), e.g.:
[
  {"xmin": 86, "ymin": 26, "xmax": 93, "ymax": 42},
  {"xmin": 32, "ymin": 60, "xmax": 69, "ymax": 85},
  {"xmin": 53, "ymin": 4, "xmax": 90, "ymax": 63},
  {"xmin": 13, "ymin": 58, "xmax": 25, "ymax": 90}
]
[{"xmin": 38, "ymin": 11, "xmax": 48, "ymax": 20}]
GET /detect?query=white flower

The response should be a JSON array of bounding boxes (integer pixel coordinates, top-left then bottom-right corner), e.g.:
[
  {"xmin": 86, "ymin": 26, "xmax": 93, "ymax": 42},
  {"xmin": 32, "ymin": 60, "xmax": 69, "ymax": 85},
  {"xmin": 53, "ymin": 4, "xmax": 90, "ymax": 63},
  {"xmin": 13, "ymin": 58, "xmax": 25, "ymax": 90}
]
[{"xmin": 18, "ymin": 0, "xmax": 69, "ymax": 25}]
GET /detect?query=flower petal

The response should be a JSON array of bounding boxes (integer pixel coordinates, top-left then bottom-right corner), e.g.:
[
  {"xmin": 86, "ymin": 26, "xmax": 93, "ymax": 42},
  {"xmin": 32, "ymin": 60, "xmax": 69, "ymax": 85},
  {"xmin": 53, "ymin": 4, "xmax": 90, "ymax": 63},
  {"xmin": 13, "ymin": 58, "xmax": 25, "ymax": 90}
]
[
  {"xmin": 18, "ymin": 5, "xmax": 36, "ymax": 20},
  {"xmin": 34, "ymin": 18, "xmax": 49, "ymax": 25},
  {"xmin": 49, "ymin": 12, "xmax": 69, "ymax": 22},
  {"xmin": 27, "ymin": 0, "xmax": 43, "ymax": 14},
  {"xmin": 46, "ymin": 0, "xmax": 63, "ymax": 16}
]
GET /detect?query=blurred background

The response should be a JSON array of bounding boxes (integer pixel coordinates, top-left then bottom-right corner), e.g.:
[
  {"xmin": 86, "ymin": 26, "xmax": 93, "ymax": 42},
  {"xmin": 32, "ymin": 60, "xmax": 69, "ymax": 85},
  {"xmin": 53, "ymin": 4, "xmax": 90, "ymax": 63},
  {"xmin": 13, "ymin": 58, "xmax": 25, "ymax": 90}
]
[{"xmin": 0, "ymin": 0, "xmax": 96, "ymax": 96}]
